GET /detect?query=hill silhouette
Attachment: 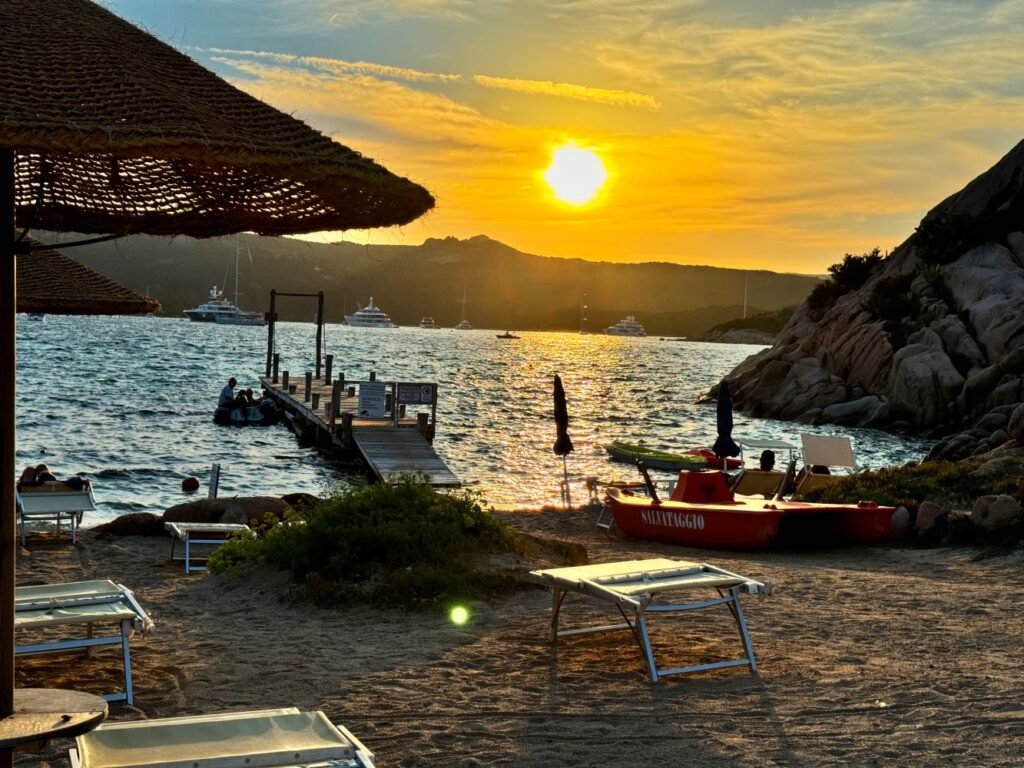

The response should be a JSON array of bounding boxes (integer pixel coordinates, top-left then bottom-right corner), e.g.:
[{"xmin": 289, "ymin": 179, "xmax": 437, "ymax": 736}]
[{"xmin": 42, "ymin": 233, "xmax": 820, "ymax": 337}]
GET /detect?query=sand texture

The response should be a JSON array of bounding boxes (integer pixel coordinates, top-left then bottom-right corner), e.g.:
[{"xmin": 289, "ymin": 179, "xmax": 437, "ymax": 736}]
[{"xmin": 13, "ymin": 509, "xmax": 1024, "ymax": 767}]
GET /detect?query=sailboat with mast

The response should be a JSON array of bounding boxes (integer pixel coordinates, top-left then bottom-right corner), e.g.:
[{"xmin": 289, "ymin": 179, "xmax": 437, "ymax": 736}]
[
  {"xmin": 454, "ymin": 286, "xmax": 472, "ymax": 330},
  {"xmin": 183, "ymin": 237, "xmax": 266, "ymax": 325}
]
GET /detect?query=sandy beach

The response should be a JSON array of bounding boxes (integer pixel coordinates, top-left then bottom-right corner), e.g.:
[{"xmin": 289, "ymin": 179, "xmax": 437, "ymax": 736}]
[{"xmin": 14, "ymin": 508, "xmax": 1024, "ymax": 767}]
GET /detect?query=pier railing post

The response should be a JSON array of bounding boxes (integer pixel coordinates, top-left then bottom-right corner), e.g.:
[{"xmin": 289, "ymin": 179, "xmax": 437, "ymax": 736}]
[
  {"xmin": 417, "ymin": 412, "xmax": 428, "ymax": 438},
  {"xmin": 324, "ymin": 354, "xmax": 333, "ymax": 383},
  {"xmin": 369, "ymin": 371, "xmax": 376, "ymax": 382},
  {"xmin": 330, "ymin": 382, "xmax": 341, "ymax": 425},
  {"xmin": 311, "ymin": 393, "xmax": 320, "ymax": 411},
  {"xmin": 315, "ymin": 291, "xmax": 324, "ymax": 379},
  {"xmin": 282, "ymin": 370, "xmax": 290, "ymax": 393},
  {"xmin": 272, "ymin": 353, "xmax": 280, "ymax": 384},
  {"xmin": 338, "ymin": 372, "xmax": 345, "ymax": 390},
  {"xmin": 304, "ymin": 372, "xmax": 312, "ymax": 402}
]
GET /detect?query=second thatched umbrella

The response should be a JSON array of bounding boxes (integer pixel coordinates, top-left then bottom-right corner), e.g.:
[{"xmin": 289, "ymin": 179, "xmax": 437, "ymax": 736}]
[
  {"xmin": 553, "ymin": 375, "xmax": 575, "ymax": 507},
  {"xmin": 0, "ymin": 0, "xmax": 435, "ymax": 754}
]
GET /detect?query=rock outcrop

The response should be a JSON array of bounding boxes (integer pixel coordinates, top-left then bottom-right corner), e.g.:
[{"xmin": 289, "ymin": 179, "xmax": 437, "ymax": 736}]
[{"xmin": 721, "ymin": 139, "xmax": 1024, "ymax": 459}]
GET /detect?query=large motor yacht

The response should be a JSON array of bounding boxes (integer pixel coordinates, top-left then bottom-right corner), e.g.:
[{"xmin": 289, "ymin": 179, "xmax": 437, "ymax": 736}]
[
  {"xmin": 345, "ymin": 297, "xmax": 397, "ymax": 328},
  {"xmin": 183, "ymin": 285, "xmax": 265, "ymax": 325},
  {"xmin": 419, "ymin": 317, "xmax": 438, "ymax": 329},
  {"xmin": 604, "ymin": 314, "xmax": 647, "ymax": 337}
]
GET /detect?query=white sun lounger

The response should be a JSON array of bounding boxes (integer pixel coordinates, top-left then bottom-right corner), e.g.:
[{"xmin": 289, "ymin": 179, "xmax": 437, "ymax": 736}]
[
  {"xmin": 165, "ymin": 521, "xmax": 251, "ymax": 574},
  {"xmin": 15, "ymin": 579, "xmax": 153, "ymax": 705},
  {"xmin": 528, "ymin": 558, "xmax": 773, "ymax": 683},
  {"xmin": 69, "ymin": 708, "xmax": 375, "ymax": 768},
  {"xmin": 16, "ymin": 481, "xmax": 97, "ymax": 545}
]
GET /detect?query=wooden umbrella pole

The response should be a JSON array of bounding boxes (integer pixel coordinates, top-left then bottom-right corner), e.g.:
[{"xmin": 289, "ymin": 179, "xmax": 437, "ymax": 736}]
[
  {"xmin": 1, "ymin": 148, "xmax": 17, "ymax": 767},
  {"xmin": 562, "ymin": 455, "xmax": 572, "ymax": 510}
]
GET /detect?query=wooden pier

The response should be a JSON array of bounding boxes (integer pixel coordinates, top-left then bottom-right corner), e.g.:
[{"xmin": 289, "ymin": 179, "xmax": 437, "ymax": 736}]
[{"xmin": 259, "ymin": 361, "xmax": 460, "ymax": 488}]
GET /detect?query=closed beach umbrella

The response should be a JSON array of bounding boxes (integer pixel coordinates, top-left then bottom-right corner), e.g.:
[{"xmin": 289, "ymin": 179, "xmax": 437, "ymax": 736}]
[
  {"xmin": 712, "ymin": 378, "xmax": 741, "ymax": 460},
  {"xmin": 553, "ymin": 375, "xmax": 574, "ymax": 507},
  {"xmin": 0, "ymin": 0, "xmax": 433, "ymax": 752}
]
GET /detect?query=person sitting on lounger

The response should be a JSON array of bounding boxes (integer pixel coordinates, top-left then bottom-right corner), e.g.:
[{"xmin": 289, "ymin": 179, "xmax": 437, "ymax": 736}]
[
  {"xmin": 34, "ymin": 464, "xmax": 57, "ymax": 482},
  {"xmin": 30, "ymin": 464, "xmax": 90, "ymax": 491},
  {"xmin": 17, "ymin": 466, "xmax": 37, "ymax": 491}
]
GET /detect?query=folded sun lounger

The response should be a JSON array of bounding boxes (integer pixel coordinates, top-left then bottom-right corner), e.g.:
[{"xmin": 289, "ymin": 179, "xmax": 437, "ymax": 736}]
[
  {"xmin": 16, "ymin": 481, "xmax": 97, "ymax": 545},
  {"xmin": 165, "ymin": 521, "xmax": 251, "ymax": 574},
  {"xmin": 528, "ymin": 558, "xmax": 773, "ymax": 683},
  {"xmin": 15, "ymin": 579, "xmax": 153, "ymax": 704},
  {"xmin": 69, "ymin": 708, "xmax": 376, "ymax": 768}
]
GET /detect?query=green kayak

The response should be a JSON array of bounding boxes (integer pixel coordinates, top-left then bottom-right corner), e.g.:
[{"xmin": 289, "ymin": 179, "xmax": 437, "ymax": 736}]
[{"xmin": 605, "ymin": 441, "xmax": 708, "ymax": 471}]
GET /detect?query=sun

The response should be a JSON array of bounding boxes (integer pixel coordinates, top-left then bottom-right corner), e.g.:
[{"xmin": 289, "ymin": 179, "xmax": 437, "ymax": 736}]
[{"xmin": 543, "ymin": 144, "xmax": 608, "ymax": 205}]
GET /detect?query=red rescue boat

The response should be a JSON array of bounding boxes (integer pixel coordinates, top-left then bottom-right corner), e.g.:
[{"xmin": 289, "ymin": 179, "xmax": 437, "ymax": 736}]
[{"xmin": 606, "ymin": 470, "xmax": 895, "ymax": 551}]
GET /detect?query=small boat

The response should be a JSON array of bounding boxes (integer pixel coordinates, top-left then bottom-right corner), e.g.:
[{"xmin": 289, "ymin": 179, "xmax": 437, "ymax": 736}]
[
  {"xmin": 26, "ymin": 313, "xmax": 44, "ymax": 321},
  {"xmin": 345, "ymin": 297, "xmax": 396, "ymax": 328},
  {"xmin": 419, "ymin": 317, "xmax": 438, "ymax": 329},
  {"xmin": 606, "ymin": 470, "xmax": 895, "ymax": 550},
  {"xmin": 213, "ymin": 402, "xmax": 281, "ymax": 426},
  {"xmin": 605, "ymin": 441, "xmax": 707, "ymax": 471},
  {"xmin": 496, "ymin": 331, "xmax": 519, "ymax": 339},
  {"xmin": 605, "ymin": 315, "xmax": 647, "ymax": 336},
  {"xmin": 454, "ymin": 287, "xmax": 472, "ymax": 330}
]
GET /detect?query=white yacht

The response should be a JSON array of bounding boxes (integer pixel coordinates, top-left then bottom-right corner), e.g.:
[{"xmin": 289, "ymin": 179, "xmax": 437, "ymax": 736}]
[
  {"xmin": 419, "ymin": 317, "xmax": 438, "ymax": 329},
  {"xmin": 454, "ymin": 287, "xmax": 472, "ymax": 330},
  {"xmin": 345, "ymin": 297, "xmax": 396, "ymax": 328},
  {"xmin": 605, "ymin": 314, "xmax": 647, "ymax": 337},
  {"xmin": 183, "ymin": 285, "xmax": 265, "ymax": 325}
]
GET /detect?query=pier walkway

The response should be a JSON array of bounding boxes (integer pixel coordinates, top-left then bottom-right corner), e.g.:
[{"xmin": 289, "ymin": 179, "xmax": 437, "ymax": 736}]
[{"xmin": 260, "ymin": 369, "xmax": 460, "ymax": 488}]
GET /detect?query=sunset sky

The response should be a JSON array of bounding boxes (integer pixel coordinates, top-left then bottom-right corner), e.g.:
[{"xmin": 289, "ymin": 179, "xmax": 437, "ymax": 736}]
[{"xmin": 112, "ymin": 0, "xmax": 1024, "ymax": 274}]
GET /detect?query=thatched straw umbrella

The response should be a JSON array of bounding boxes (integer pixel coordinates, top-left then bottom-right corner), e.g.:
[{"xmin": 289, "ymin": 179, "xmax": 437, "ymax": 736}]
[
  {"xmin": 0, "ymin": 0, "xmax": 433, "ymax": 754},
  {"xmin": 17, "ymin": 239, "xmax": 160, "ymax": 316}
]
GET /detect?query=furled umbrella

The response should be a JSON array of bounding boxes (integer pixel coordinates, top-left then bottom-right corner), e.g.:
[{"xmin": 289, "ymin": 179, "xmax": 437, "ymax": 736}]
[
  {"xmin": 553, "ymin": 374, "xmax": 575, "ymax": 508},
  {"xmin": 712, "ymin": 378, "xmax": 741, "ymax": 461},
  {"xmin": 0, "ymin": 0, "xmax": 434, "ymax": 757}
]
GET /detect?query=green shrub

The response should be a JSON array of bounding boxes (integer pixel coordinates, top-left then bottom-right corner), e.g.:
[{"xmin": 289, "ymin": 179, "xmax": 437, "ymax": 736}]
[
  {"xmin": 209, "ymin": 478, "xmax": 519, "ymax": 606},
  {"xmin": 914, "ymin": 211, "xmax": 974, "ymax": 265},
  {"xmin": 806, "ymin": 248, "xmax": 886, "ymax": 320}
]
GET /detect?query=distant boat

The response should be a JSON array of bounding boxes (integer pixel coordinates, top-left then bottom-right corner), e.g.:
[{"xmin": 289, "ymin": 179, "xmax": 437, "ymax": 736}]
[
  {"xmin": 345, "ymin": 297, "xmax": 396, "ymax": 328},
  {"xmin": 455, "ymin": 287, "xmax": 472, "ymax": 330},
  {"xmin": 26, "ymin": 313, "xmax": 44, "ymax": 321},
  {"xmin": 605, "ymin": 314, "xmax": 647, "ymax": 336},
  {"xmin": 184, "ymin": 239, "xmax": 265, "ymax": 325},
  {"xmin": 419, "ymin": 317, "xmax": 439, "ymax": 329},
  {"xmin": 496, "ymin": 331, "xmax": 519, "ymax": 339}
]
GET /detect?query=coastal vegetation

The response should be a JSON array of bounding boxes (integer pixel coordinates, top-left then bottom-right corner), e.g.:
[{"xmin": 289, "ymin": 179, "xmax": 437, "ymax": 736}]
[
  {"xmin": 805, "ymin": 248, "xmax": 885, "ymax": 321},
  {"xmin": 208, "ymin": 478, "xmax": 579, "ymax": 606}
]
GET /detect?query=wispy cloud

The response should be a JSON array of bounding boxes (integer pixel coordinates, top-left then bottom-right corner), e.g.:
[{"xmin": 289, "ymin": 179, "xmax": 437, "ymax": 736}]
[
  {"xmin": 472, "ymin": 74, "xmax": 659, "ymax": 109},
  {"xmin": 205, "ymin": 48, "xmax": 461, "ymax": 83}
]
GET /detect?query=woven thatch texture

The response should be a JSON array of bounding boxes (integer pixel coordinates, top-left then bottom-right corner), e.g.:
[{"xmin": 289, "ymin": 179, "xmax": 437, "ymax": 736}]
[
  {"xmin": 16, "ymin": 239, "xmax": 160, "ymax": 315},
  {"xmin": 0, "ymin": 0, "xmax": 433, "ymax": 237}
]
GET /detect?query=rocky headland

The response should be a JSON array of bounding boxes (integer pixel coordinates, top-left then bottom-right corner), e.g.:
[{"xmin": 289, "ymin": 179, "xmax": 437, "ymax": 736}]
[{"xmin": 722, "ymin": 139, "xmax": 1024, "ymax": 465}]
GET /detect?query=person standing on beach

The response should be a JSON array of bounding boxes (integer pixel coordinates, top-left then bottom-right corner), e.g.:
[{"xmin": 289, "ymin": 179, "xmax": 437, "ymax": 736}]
[{"xmin": 219, "ymin": 377, "xmax": 238, "ymax": 408}]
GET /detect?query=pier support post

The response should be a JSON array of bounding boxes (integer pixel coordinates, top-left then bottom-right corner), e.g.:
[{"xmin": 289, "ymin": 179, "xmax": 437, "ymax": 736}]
[
  {"xmin": 338, "ymin": 372, "xmax": 345, "ymax": 390},
  {"xmin": 324, "ymin": 355, "xmax": 333, "ymax": 383},
  {"xmin": 347, "ymin": 386, "xmax": 355, "ymax": 397},
  {"xmin": 282, "ymin": 370, "xmax": 290, "ymax": 393},
  {"xmin": 311, "ymin": 393, "xmax": 320, "ymax": 411},
  {"xmin": 272, "ymin": 353, "xmax": 280, "ymax": 384},
  {"xmin": 369, "ymin": 371, "xmax": 376, "ymax": 382},
  {"xmin": 330, "ymin": 382, "xmax": 341, "ymax": 425},
  {"xmin": 341, "ymin": 413, "xmax": 353, "ymax": 446},
  {"xmin": 304, "ymin": 372, "xmax": 312, "ymax": 402},
  {"xmin": 417, "ymin": 413, "xmax": 428, "ymax": 438},
  {"xmin": 315, "ymin": 292, "xmax": 324, "ymax": 379}
]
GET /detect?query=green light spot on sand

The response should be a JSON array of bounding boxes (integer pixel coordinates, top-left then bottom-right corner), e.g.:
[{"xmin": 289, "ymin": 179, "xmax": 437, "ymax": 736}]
[{"xmin": 450, "ymin": 605, "xmax": 470, "ymax": 626}]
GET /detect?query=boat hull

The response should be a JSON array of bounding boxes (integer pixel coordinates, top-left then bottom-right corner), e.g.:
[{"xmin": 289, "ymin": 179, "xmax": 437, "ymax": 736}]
[
  {"xmin": 605, "ymin": 442, "xmax": 707, "ymax": 472},
  {"xmin": 607, "ymin": 479, "xmax": 896, "ymax": 550}
]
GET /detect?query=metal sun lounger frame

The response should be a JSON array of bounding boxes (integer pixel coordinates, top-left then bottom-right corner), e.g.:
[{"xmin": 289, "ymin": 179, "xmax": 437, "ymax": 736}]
[
  {"xmin": 15, "ymin": 484, "xmax": 97, "ymax": 545},
  {"xmin": 14, "ymin": 580, "xmax": 153, "ymax": 705},
  {"xmin": 529, "ymin": 558, "xmax": 773, "ymax": 683},
  {"xmin": 165, "ymin": 521, "xmax": 251, "ymax": 574},
  {"xmin": 69, "ymin": 707, "xmax": 376, "ymax": 768}
]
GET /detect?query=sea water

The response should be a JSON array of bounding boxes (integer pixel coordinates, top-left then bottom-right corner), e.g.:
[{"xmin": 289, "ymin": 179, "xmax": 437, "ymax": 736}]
[{"xmin": 15, "ymin": 315, "xmax": 929, "ymax": 524}]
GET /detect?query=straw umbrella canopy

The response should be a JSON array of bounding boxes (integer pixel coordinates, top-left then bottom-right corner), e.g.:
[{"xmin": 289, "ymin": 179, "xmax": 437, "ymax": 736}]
[
  {"xmin": 17, "ymin": 239, "xmax": 160, "ymax": 315},
  {"xmin": 552, "ymin": 375, "xmax": 574, "ymax": 507},
  {"xmin": 0, "ymin": 0, "xmax": 434, "ymax": 749},
  {"xmin": 712, "ymin": 378, "xmax": 741, "ymax": 461}
]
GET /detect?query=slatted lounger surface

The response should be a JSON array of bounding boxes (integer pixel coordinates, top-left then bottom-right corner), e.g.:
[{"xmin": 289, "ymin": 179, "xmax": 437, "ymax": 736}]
[
  {"xmin": 69, "ymin": 708, "xmax": 375, "ymax": 768},
  {"xmin": 16, "ymin": 482, "xmax": 97, "ymax": 544},
  {"xmin": 528, "ymin": 558, "xmax": 773, "ymax": 683},
  {"xmin": 15, "ymin": 580, "xmax": 153, "ymax": 704},
  {"xmin": 165, "ymin": 522, "xmax": 251, "ymax": 574}
]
